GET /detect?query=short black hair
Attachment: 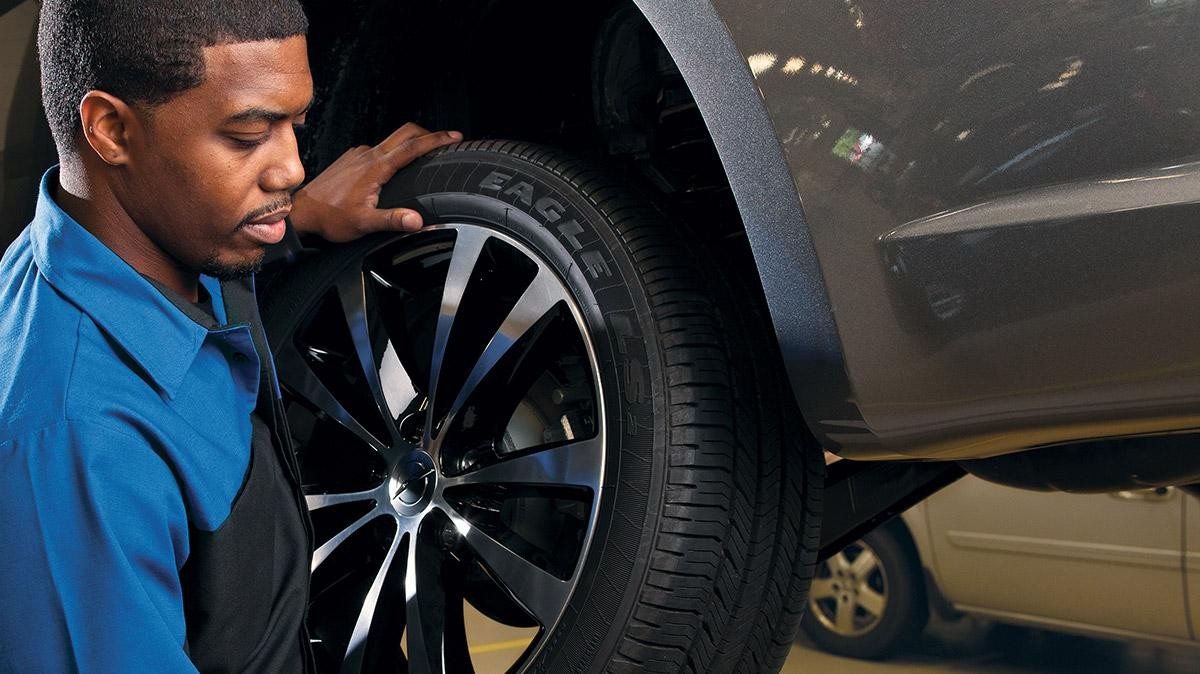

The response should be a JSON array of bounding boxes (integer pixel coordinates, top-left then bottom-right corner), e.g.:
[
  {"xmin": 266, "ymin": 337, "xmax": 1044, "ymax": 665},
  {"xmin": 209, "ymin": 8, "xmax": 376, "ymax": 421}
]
[{"xmin": 38, "ymin": 0, "xmax": 309, "ymax": 156}]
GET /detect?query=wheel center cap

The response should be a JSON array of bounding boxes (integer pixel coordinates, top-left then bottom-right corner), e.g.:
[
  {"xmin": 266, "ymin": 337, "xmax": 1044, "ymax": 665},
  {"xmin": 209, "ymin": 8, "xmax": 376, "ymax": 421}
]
[{"xmin": 389, "ymin": 451, "xmax": 436, "ymax": 514}]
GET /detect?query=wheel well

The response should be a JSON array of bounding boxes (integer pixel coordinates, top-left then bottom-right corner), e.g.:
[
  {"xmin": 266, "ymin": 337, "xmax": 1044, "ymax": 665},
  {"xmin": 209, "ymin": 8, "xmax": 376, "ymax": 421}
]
[
  {"xmin": 878, "ymin": 516, "xmax": 922, "ymax": 566},
  {"xmin": 869, "ymin": 516, "xmax": 933, "ymax": 617},
  {"xmin": 299, "ymin": 0, "xmax": 762, "ymax": 303},
  {"xmin": 877, "ymin": 511, "xmax": 959, "ymax": 621}
]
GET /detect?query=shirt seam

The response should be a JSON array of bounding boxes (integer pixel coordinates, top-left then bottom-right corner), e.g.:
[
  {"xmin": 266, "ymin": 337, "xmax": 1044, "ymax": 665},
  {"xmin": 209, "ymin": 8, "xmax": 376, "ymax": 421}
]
[
  {"xmin": 1, "ymin": 416, "xmax": 160, "ymax": 458},
  {"xmin": 63, "ymin": 309, "xmax": 85, "ymax": 428}
]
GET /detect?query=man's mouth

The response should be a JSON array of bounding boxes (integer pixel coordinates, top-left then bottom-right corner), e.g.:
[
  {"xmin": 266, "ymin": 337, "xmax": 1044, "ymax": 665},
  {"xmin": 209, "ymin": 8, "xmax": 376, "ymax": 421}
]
[
  {"xmin": 246, "ymin": 208, "xmax": 292, "ymax": 226},
  {"xmin": 240, "ymin": 208, "xmax": 292, "ymax": 245}
]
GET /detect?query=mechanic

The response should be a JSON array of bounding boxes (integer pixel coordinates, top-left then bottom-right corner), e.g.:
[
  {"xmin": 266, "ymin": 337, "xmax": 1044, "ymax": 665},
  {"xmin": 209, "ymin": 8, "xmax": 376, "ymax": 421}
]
[{"xmin": 0, "ymin": 1, "xmax": 459, "ymax": 671}]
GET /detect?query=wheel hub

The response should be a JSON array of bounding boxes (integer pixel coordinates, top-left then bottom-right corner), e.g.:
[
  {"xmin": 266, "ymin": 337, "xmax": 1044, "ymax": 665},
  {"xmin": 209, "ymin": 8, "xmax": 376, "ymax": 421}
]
[
  {"xmin": 810, "ymin": 541, "xmax": 888, "ymax": 637},
  {"xmin": 389, "ymin": 451, "xmax": 436, "ymax": 514}
]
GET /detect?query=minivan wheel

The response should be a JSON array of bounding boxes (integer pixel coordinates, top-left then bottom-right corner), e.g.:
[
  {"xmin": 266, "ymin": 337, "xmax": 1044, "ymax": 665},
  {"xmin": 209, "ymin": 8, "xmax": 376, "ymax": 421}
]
[
  {"xmin": 262, "ymin": 141, "xmax": 823, "ymax": 673},
  {"xmin": 801, "ymin": 523, "xmax": 928, "ymax": 660}
]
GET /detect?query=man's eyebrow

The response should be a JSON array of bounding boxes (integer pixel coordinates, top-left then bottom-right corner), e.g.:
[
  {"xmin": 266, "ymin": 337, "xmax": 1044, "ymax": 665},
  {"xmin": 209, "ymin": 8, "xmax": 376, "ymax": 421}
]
[{"xmin": 226, "ymin": 98, "xmax": 315, "ymax": 125}]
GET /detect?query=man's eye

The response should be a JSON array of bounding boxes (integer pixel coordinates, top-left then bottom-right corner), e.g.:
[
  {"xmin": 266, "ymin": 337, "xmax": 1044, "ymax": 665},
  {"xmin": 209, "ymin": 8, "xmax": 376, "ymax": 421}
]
[{"xmin": 229, "ymin": 134, "xmax": 268, "ymax": 149}]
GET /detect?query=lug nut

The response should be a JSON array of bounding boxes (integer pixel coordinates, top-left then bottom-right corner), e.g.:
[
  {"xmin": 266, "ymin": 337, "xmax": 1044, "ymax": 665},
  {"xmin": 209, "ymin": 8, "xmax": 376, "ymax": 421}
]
[{"xmin": 438, "ymin": 523, "xmax": 458, "ymax": 550}]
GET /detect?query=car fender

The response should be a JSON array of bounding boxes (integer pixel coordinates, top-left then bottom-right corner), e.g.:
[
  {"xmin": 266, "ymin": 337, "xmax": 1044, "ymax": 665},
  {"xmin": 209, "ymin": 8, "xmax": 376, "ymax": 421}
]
[{"xmin": 633, "ymin": 0, "xmax": 864, "ymax": 449}]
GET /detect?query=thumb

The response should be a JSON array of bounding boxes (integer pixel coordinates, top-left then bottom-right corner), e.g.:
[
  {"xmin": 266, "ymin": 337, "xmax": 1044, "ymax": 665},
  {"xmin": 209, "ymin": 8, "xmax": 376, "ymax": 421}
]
[{"xmin": 365, "ymin": 207, "xmax": 425, "ymax": 233}]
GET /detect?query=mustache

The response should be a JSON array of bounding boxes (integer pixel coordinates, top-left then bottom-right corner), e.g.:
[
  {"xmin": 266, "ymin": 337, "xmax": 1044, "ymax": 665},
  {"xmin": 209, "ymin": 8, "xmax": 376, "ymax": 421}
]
[{"xmin": 236, "ymin": 196, "xmax": 293, "ymax": 230}]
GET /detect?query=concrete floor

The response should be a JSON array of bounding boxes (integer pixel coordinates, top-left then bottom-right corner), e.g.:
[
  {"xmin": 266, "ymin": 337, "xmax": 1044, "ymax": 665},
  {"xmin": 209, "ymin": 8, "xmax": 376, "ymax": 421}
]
[
  {"xmin": 462, "ymin": 605, "xmax": 1199, "ymax": 673},
  {"xmin": 783, "ymin": 615, "xmax": 1199, "ymax": 674}
]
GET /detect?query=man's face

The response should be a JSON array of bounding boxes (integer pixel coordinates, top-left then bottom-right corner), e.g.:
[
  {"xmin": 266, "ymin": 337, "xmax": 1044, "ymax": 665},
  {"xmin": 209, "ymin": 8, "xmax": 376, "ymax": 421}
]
[{"xmin": 120, "ymin": 36, "xmax": 313, "ymax": 279}]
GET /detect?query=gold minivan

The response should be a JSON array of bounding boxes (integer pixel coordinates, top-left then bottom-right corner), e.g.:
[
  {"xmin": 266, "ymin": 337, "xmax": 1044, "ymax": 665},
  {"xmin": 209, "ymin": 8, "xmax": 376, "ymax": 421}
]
[{"xmin": 805, "ymin": 477, "xmax": 1200, "ymax": 659}]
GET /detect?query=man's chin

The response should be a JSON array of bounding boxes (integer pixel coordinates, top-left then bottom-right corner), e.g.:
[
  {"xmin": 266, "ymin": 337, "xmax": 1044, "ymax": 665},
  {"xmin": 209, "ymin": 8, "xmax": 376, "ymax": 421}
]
[{"xmin": 199, "ymin": 251, "xmax": 265, "ymax": 281}]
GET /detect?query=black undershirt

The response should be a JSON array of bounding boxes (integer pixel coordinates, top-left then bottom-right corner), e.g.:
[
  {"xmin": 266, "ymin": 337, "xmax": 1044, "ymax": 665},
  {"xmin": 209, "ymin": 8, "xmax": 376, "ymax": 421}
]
[{"xmin": 145, "ymin": 276, "xmax": 311, "ymax": 673}]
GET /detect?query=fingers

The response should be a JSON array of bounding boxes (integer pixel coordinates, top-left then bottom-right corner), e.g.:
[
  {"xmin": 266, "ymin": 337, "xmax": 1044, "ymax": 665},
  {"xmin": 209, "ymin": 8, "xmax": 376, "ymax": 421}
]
[
  {"xmin": 377, "ymin": 122, "xmax": 432, "ymax": 154},
  {"xmin": 376, "ymin": 122, "xmax": 462, "ymax": 155},
  {"xmin": 372, "ymin": 122, "xmax": 461, "ymax": 167},
  {"xmin": 380, "ymin": 129, "xmax": 462, "ymax": 170}
]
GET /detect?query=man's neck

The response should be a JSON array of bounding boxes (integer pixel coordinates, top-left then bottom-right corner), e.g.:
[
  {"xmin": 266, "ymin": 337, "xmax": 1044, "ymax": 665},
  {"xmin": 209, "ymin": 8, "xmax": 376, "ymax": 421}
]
[{"xmin": 56, "ymin": 162, "xmax": 200, "ymax": 302}]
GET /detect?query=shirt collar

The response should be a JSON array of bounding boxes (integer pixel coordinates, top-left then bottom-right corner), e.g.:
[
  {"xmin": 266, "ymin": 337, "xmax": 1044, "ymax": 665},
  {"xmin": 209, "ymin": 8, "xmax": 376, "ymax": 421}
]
[
  {"xmin": 29, "ymin": 167, "xmax": 217, "ymax": 398},
  {"xmin": 144, "ymin": 275, "xmax": 221, "ymax": 330}
]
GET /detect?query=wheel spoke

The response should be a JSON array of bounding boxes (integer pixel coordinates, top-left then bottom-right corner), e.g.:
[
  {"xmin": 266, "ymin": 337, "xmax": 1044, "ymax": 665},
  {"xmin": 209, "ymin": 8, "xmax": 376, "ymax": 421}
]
[
  {"xmin": 447, "ymin": 510, "xmax": 570, "ymax": 627},
  {"xmin": 341, "ymin": 522, "xmax": 403, "ymax": 674},
  {"xmin": 809, "ymin": 578, "xmax": 838, "ymax": 601},
  {"xmin": 857, "ymin": 587, "xmax": 886, "ymax": 618},
  {"xmin": 849, "ymin": 548, "xmax": 879, "ymax": 577},
  {"xmin": 835, "ymin": 600, "xmax": 855, "ymax": 633},
  {"xmin": 403, "ymin": 528, "xmax": 475, "ymax": 674},
  {"xmin": 336, "ymin": 269, "xmax": 403, "ymax": 452},
  {"xmin": 425, "ymin": 228, "xmax": 490, "ymax": 447},
  {"xmin": 379, "ymin": 339, "xmax": 419, "ymax": 433},
  {"xmin": 828, "ymin": 551, "xmax": 851, "ymax": 575},
  {"xmin": 313, "ymin": 509, "xmax": 386, "ymax": 572},
  {"xmin": 306, "ymin": 488, "xmax": 380, "ymax": 512},
  {"xmin": 277, "ymin": 345, "xmax": 390, "ymax": 455},
  {"xmin": 433, "ymin": 267, "xmax": 564, "ymax": 449},
  {"xmin": 443, "ymin": 436, "xmax": 602, "ymax": 491}
]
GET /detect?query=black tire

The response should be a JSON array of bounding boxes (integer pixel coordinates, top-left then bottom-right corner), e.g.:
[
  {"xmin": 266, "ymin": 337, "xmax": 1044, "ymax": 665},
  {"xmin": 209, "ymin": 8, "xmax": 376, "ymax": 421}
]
[
  {"xmin": 262, "ymin": 140, "xmax": 823, "ymax": 673},
  {"xmin": 800, "ymin": 522, "xmax": 928, "ymax": 660}
]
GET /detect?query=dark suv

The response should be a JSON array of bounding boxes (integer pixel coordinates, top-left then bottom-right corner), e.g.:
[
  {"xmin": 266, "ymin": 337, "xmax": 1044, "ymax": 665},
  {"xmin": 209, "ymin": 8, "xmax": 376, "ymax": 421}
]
[{"xmin": 3, "ymin": 1, "xmax": 1198, "ymax": 672}]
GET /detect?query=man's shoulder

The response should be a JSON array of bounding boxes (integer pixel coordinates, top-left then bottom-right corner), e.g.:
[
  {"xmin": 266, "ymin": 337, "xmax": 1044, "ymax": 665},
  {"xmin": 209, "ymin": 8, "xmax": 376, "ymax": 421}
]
[
  {"xmin": 0, "ymin": 237, "xmax": 153, "ymax": 438},
  {"xmin": 0, "ymin": 233, "xmax": 80, "ymax": 433}
]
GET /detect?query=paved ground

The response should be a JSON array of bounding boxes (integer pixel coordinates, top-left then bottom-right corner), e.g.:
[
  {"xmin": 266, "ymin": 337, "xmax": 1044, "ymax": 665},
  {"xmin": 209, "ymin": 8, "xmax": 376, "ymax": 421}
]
[
  {"xmin": 783, "ymin": 615, "xmax": 1199, "ymax": 673},
  {"xmin": 463, "ymin": 605, "xmax": 1199, "ymax": 673}
]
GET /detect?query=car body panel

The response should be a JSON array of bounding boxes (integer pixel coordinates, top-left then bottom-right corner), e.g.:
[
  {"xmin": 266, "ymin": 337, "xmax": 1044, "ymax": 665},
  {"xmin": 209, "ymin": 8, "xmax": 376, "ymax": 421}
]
[
  {"xmin": 904, "ymin": 476, "xmax": 1191, "ymax": 642},
  {"xmin": 683, "ymin": 0, "xmax": 1200, "ymax": 458},
  {"xmin": 901, "ymin": 498, "xmax": 938, "ymax": 578},
  {"xmin": 1185, "ymin": 494, "xmax": 1200, "ymax": 639}
]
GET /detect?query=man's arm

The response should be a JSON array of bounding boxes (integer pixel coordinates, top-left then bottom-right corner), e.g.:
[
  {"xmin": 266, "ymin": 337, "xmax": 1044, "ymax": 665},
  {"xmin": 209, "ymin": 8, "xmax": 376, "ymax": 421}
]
[{"xmin": 0, "ymin": 423, "xmax": 196, "ymax": 673}]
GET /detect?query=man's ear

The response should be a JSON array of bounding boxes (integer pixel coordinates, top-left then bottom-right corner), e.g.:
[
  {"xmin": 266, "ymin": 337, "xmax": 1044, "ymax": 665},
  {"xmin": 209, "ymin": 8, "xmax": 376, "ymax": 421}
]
[{"xmin": 79, "ymin": 91, "xmax": 136, "ymax": 166}]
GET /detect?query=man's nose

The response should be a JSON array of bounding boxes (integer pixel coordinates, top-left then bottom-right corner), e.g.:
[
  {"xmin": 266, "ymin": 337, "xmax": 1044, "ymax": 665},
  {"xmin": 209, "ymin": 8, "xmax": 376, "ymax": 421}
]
[{"xmin": 261, "ymin": 127, "xmax": 306, "ymax": 194}]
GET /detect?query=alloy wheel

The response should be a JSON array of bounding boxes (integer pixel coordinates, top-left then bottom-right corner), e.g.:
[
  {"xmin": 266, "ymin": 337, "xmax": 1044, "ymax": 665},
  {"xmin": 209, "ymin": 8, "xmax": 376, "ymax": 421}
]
[
  {"xmin": 808, "ymin": 541, "xmax": 889, "ymax": 637},
  {"xmin": 274, "ymin": 224, "xmax": 606, "ymax": 672}
]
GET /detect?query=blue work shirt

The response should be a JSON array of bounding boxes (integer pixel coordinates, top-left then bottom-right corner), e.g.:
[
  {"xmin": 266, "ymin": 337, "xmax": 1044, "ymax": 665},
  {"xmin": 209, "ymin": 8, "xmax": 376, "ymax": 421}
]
[{"xmin": 0, "ymin": 169, "xmax": 309, "ymax": 671}]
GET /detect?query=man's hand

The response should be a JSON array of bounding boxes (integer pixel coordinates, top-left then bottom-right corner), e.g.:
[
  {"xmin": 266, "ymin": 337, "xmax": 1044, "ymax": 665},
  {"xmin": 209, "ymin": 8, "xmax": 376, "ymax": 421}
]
[{"xmin": 290, "ymin": 123, "xmax": 462, "ymax": 243}]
